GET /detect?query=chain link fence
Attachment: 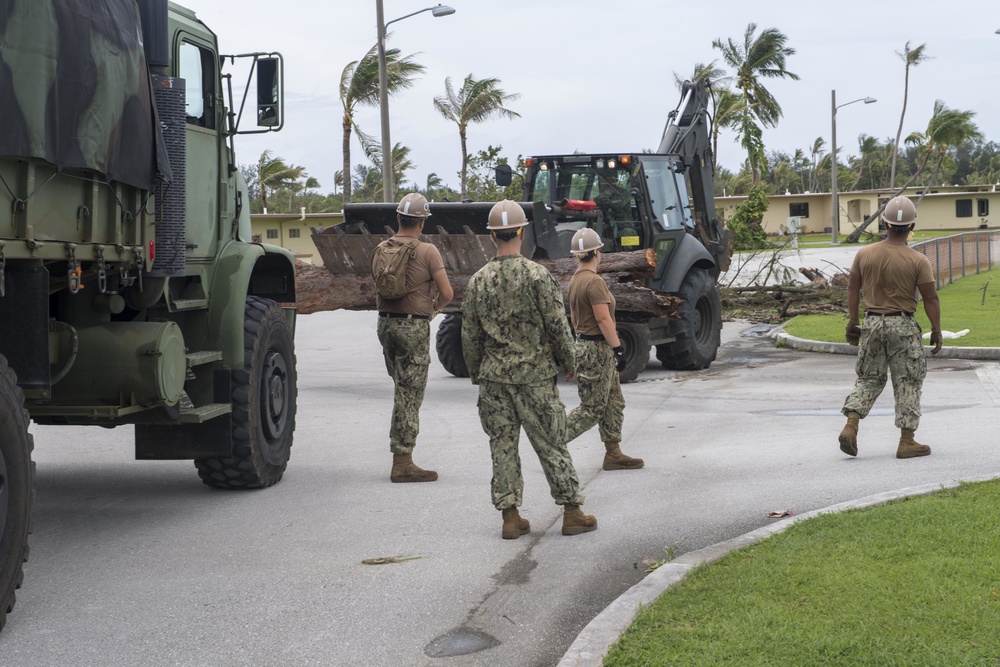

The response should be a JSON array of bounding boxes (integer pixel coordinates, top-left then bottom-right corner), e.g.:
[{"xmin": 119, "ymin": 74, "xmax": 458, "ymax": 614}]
[{"xmin": 911, "ymin": 231, "xmax": 998, "ymax": 288}]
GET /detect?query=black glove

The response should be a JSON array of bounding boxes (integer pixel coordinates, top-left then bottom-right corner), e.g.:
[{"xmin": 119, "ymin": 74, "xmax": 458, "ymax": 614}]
[
  {"xmin": 613, "ymin": 345, "xmax": 626, "ymax": 372},
  {"xmin": 845, "ymin": 323, "xmax": 861, "ymax": 346},
  {"xmin": 930, "ymin": 330, "xmax": 943, "ymax": 355}
]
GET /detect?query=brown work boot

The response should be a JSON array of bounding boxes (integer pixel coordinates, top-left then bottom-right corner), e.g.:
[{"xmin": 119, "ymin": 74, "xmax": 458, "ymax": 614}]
[
  {"xmin": 501, "ymin": 508, "xmax": 530, "ymax": 540},
  {"xmin": 390, "ymin": 453, "xmax": 438, "ymax": 483},
  {"xmin": 896, "ymin": 429, "xmax": 931, "ymax": 459},
  {"xmin": 839, "ymin": 412, "xmax": 860, "ymax": 457},
  {"xmin": 603, "ymin": 442, "xmax": 644, "ymax": 470},
  {"xmin": 562, "ymin": 505, "xmax": 597, "ymax": 536}
]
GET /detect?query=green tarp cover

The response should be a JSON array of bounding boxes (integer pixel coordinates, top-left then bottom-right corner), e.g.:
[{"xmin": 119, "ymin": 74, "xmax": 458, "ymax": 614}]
[{"xmin": 0, "ymin": 0, "xmax": 169, "ymax": 190}]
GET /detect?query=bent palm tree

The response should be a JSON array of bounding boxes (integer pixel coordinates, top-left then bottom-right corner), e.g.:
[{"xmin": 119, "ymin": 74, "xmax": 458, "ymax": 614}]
[
  {"xmin": 340, "ymin": 41, "xmax": 424, "ymax": 203},
  {"xmin": 713, "ymin": 23, "xmax": 799, "ymax": 184},
  {"xmin": 433, "ymin": 74, "xmax": 521, "ymax": 199},
  {"xmin": 889, "ymin": 42, "xmax": 930, "ymax": 189},
  {"xmin": 257, "ymin": 150, "xmax": 303, "ymax": 213}
]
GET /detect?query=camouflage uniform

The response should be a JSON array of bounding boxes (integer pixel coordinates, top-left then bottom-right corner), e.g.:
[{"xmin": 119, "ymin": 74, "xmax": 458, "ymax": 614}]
[
  {"xmin": 566, "ymin": 340, "xmax": 625, "ymax": 443},
  {"xmin": 843, "ymin": 314, "xmax": 926, "ymax": 430},
  {"xmin": 376, "ymin": 317, "xmax": 430, "ymax": 455},
  {"xmin": 462, "ymin": 254, "xmax": 584, "ymax": 510}
]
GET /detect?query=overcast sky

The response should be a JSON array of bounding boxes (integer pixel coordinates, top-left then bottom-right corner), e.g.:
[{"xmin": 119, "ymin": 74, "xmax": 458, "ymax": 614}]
[{"xmin": 178, "ymin": 0, "xmax": 1000, "ymax": 194}]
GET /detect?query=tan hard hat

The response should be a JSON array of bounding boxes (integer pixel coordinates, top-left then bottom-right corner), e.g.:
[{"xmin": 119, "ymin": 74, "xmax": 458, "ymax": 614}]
[
  {"xmin": 570, "ymin": 228, "xmax": 604, "ymax": 254},
  {"xmin": 882, "ymin": 196, "xmax": 917, "ymax": 226},
  {"xmin": 397, "ymin": 192, "xmax": 431, "ymax": 218},
  {"xmin": 487, "ymin": 200, "xmax": 529, "ymax": 230}
]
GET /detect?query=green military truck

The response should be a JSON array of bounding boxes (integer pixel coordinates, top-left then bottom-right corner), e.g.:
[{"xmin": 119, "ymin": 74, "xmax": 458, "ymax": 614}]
[{"xmin": 0, "ymin": 0, "xmax": 298, "ymax": 630}]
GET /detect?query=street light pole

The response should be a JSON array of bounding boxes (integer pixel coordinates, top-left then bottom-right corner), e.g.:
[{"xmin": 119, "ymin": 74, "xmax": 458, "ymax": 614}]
[
  {"xmin": 830, "ymin": 91, "xmax": 877, "ymax": 244},
  {"xmin": 376, "ymin": 2, "xmax": 455, "ymax": 203}
]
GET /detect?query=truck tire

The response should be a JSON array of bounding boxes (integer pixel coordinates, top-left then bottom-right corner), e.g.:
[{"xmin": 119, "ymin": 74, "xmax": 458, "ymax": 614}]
[
  {"xmin": 196, "ymin": 296, "xmax": 297, "ymax": 489},
  {"xmin": 656, "ymin": 268, "xmax": 721, "ymax": 371},
  {"xmin": 616, "ymin": 322, "xmax": 651, "ymax": 383},
  {"xmin": 435, "ymin": 314, "xmax": 469, "ymax": 378},
  {"xmin": 0, "ymin": 355, "xmax": 32, "ymax": 632}
]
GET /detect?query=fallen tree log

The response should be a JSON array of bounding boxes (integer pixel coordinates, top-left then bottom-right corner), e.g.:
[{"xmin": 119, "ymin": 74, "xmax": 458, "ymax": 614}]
[{"xmin": 295, "ymin": 249, "xmax": 682, "ymax": 320}]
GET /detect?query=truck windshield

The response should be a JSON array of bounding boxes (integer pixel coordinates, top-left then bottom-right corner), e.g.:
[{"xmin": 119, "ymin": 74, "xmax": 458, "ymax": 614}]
[
  {"xmin": 639, "ymin": 157, "xmax": 689, "ymax": 231},
  {"xmin": 528, "ymin": 160, "xmax": 637, "ymax": 222}
]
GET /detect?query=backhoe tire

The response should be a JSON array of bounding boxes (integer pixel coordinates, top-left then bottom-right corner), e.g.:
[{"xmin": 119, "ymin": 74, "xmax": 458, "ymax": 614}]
[
  {"xmin": 196, "ymin": 296, "xmax": 297, "ymax": 489},
  {"xmin": 656, "ymin": 268, "xmax": 721, "ymax": 371},
  {"xmin": 615, "ymin": 322, "xmax": 651, "ymax": 383},
  {"xmin": 435, "ymin": 314, "xmax": 469, "ymax": 378},
  {"xmin": 0, "ymin": 355, "xmax": 32, "ymax": 632}
]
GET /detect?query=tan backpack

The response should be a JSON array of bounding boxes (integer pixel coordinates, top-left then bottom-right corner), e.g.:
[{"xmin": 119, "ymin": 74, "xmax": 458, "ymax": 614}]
[{"xmin": 371, "ymin": 238, "xmax": 418, "ymax": 300}]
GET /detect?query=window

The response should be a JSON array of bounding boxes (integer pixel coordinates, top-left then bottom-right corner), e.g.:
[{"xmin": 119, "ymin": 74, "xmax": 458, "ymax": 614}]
[
  {"xmin": 179, "ymin": 42, "xmax": 215, "ymax": 128},
  {"xmin": 266, "ymin": 229, "xmax": 278, "ymax": 239},
  {"xmin": 956, "ymin": 199, "xmax": 973, "ymax": 218},
  {"xmin": 978, "ymin": 198, "xmax": 989, "ymax": 217},
  {"xmin": 289, "ymin": 228, "xmax": 301, "ymax": 238},
  {"xmin": 789, "ymin": 202, "xmax": 809, "ymax": 218}
]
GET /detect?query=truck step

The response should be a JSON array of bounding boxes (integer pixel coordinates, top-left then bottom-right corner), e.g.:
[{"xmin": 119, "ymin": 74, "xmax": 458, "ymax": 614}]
[
  {"xmin": 178, "ymin": 402, "xmax": 231, "ymax": 424},
  {"xmin": 186, "ymin": 350, "xmax": 223, "ymax": 368}
]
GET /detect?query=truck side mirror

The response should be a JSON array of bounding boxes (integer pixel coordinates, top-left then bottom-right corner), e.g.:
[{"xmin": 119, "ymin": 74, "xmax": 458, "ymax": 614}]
[
  {"xmin": 494, "ymin": 164, "xmax": 512, "ymax": 187},
  {"xmin": 257, "ymin": 58, "xmax": 280, "ymax": 127}
]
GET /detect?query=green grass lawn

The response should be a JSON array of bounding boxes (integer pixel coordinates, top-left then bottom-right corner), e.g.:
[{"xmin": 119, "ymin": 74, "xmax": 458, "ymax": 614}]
[
  {"xmin": 782, "ymin": 269, "xmax": 999, "ymax": 347},
  {"xmin": 604, "ymin": 480, "xmax": 1000, "ymax": 666}
]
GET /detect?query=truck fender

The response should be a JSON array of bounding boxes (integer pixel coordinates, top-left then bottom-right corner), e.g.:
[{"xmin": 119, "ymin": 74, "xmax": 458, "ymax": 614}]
[
  {"xmin": 657, "ymin": 234, "xmax": 716, "ymax": 293},
  {"xmin": 208, "ymin": 242, "xmax": 296, "ymax": 367}
]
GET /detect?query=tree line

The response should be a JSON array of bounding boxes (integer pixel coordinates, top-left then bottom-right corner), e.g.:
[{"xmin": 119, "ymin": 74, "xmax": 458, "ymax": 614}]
[{"xmin": 241, "ymin": 26, "xmax": 997, "ymax": 219}]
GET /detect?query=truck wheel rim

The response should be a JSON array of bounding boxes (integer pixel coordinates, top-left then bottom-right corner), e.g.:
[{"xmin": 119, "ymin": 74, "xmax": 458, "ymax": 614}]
[{"xmin": 261, "ymin": 350, "xmax": 289, "ymax": 443}]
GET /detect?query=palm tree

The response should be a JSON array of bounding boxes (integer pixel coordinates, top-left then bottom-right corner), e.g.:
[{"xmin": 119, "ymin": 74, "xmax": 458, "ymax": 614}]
[
  {"xmin": 713, "ymin": 23, "xmax": 799, "ymax": 184},
  {"xmin": 889, "ymin": 42, "xmax": 930, "ymax": 189},
  {"xmin": 339, "ymin": 41, "xmax": 424, "ymax": 204},
  {"xmin": 914, "ymin": 101, "xmax": 981, "ymax": 203},
  {"xmin": 433, "ymin": 74, "xmax": 521, "ymax": 199},
  {"xmin": 674, "ymin": 62, "xmax": 737, "ymax": 172},
  {"xmin": 425, "ymin": 172, "xmax": 443, "ymax": 198},
  {"xmin": 256, "ymin": 150, "xmax": 303, "ymax": 213},
  {"xmin": 808, "ymin": 137, "xmax": 826, "ymax": 193}
]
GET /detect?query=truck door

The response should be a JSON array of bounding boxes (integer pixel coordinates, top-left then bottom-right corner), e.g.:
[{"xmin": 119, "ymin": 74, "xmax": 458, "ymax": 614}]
[{"xmin": 178, "ymin": 37, "xmax": 221, "ymax": 260}]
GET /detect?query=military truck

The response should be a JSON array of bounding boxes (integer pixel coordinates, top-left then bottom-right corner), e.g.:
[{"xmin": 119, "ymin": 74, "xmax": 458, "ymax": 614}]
[
  {"xmin": 313, "ymin": 80, "xmax": 731, "ymax": 383},
  {"xmin": 0, "ymin": 0, "xmax": 297, "ymax": 630}
]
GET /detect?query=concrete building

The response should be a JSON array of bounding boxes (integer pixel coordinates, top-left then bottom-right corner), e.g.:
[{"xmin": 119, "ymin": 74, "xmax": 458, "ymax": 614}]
[
  {"xmin": 250, "ymin": 210, "xmax": 343, "ymax": 265},
  {"xmin": 717, "ymin": 184, "xmax": 999, "ymax": 238}
]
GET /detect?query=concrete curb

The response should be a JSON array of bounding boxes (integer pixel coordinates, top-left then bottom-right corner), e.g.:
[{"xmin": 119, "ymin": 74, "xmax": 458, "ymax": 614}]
[
  {"xmin": 557, "ymin": 473, "xmax": 1000, "ymax": 667},
  {"xmin": 776, "ymin": 331, "xmax": 1000, "ymax": 361}
]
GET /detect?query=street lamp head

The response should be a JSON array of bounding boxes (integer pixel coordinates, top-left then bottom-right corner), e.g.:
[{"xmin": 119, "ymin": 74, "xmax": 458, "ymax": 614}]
[
  {"xmin": 863, "ymin": 97, "xmax": 877, "ymax": 104},
  {"xmin": 432, "ymin": 4, "xmax": 456, "ymax": 17}
]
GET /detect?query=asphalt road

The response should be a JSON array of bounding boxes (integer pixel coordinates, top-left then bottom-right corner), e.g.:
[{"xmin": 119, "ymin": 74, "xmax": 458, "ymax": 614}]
[{"xmin": 2, "ymin": 310, "xmax": 998, "ymax": 667}]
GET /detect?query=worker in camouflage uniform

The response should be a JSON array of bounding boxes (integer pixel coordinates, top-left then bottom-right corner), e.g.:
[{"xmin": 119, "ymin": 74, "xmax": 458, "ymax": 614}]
[
  {"xmin": 374, "ymin": 193, "xmax": 453, "ymax": 482},
  {"xmin": 565, "ymin": 228, "xmax": 643, "ymax": 470},
  {"xmin": 839, "ymin": 195, "xmax": 942, "ymax": 459},
  {"xmin": 462, "ymin": 200, "xmax": 597, "ymax": 540}
]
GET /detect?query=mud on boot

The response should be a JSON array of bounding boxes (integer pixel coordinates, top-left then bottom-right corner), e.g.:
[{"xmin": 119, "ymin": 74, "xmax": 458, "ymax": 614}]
[
  {"xmin": 501, "ymin": 508, "xmax": 530, "ymax": 540},
  {"xmin": 602, "ymin": 442, "xmax": 644, "ymax": 470},
  {"xmin": 390, "ymin": 453, "xmax": 438, "ymax": 483},
  {"xmin": 839, "ymin": 412, "xmax": 860, "ymax": 457},
  {"xmin": 896, "ymin": 429, "xmax": 931, "ymax": 459},
  {"xmin": 562, "ymin": 505, "xmax": 597, "ymax": 536}
]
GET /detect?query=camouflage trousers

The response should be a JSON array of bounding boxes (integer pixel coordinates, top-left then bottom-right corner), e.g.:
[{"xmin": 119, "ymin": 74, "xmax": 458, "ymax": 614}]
[
  {"xmin": 566, "ymin": 339, "xmax": 624, "ymax": 443},
  {"xmin": 377, "ymin": 317, "xmax": 430, "ymax": 454},
  {"xmin": 842, "ymin": 314, "xmax": 927, "ymax": 431},
  {"xmin": 477, "ymin": 379, "xmax": 585, "ymax": 510}
]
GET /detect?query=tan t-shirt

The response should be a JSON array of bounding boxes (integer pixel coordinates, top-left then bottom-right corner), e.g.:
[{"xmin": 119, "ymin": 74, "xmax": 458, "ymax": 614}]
[
  {"xmin": 568, "ymin": 269, "xmax": 615, "ymax": 336},
  {"xmin": 375, "ymin": 238, "xmax": 445, "ymax": 316},
  {"xmin": 850, "ymin": 241, "xmax": 934, "ymax": 314}
]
